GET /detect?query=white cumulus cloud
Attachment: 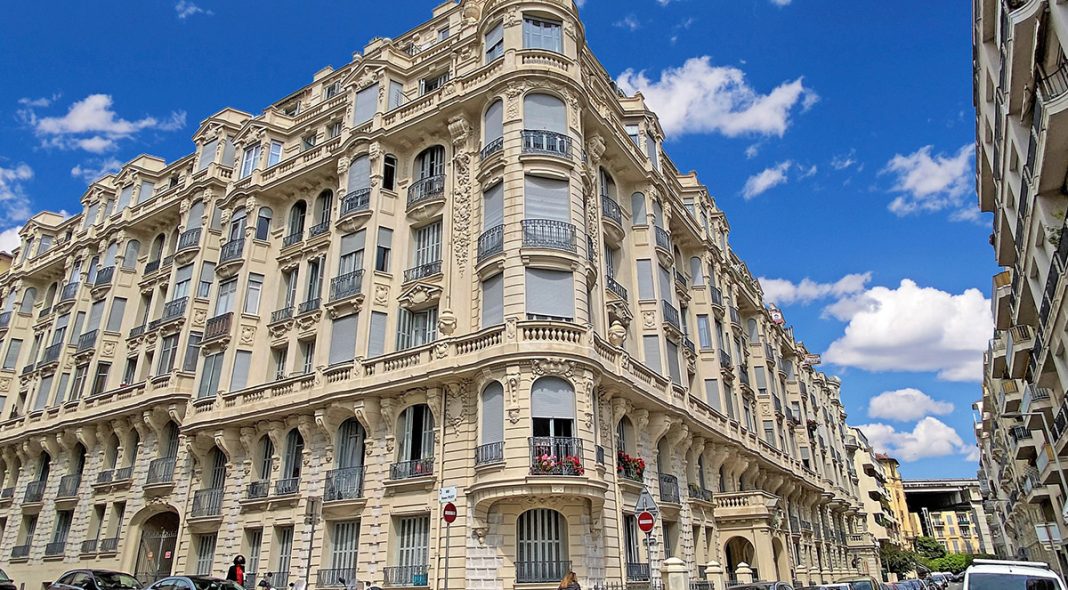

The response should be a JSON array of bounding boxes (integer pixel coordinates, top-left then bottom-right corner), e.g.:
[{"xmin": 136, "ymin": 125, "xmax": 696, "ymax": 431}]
[
  {"xmin": 71, "ymin": 158, "xmax": 124, "ymax": 184},
  {"xmin": 616, "ymin": 56, "xmax": 816, "ymax": 138},
  {"xmin": 771, "ymin": 0, "xmax": 792, "ymax": 5},
  {"xmin": 19, "ymin": 94, "xmax": 186, "ymax": 153},
  {"xmin": 614, "ymin": 15, "xmax": 641, "ymax": 31},
  {"xmin": 175, "ymin": 1, "xmax": 212, "ymax": 19},
  {"xmin": 882, "ymin": 143, "xmax": 974, "ymax": 217},
  {"xmin": 823, "ymin": 279, "xmax": 992, "ymax": 382},
  {"xmin": 867, "ymin": 388, "xmax": 954, "ymax": 422},
  {"xmin": 858, "ymin": 418, "xmax": 972, "ymax": 462},
  {"xmin": 743, "ymin": 161, "xmax": 792, "ymax": 199},
  {"xmin": 0, "ymin": 163, "xmax": 34, "ymax": 226},
  {"xmin": 759, "ymin": 272, "xmax": 871, "ymax": 305},
  {"xmin": 0, "ymin": 226, "xmax": 21, "ymax": 254}
]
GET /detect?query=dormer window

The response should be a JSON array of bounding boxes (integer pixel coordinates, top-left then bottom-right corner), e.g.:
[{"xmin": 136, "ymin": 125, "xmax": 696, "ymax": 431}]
[
  {"xmin": 324, "ymin": 82, "xmax": 341, "ymax": 100},
  {"xmin": 420, "ymin": 71, "xmax": 450, "ymax": 95}
]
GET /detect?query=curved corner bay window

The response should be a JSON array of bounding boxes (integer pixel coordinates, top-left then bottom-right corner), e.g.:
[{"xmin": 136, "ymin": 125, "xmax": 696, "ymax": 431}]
[{"xmin": 525, "ymin": 269, "xmax": 573, "ymax": 322}]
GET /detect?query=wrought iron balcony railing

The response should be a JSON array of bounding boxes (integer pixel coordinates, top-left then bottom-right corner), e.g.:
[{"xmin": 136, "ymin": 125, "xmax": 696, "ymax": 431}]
[
  {"xmin": 403, "ymin": 260, "xmax": 442, "ymax": 282},
  {"xmin": 407, "ymin": 174, "xmax": 446, "ymax": 208},
  {"xmin": 476, "ymin": 442, "xmax": 504, "ymax": 465},
  {"xmin": 529, "ymin": 437, "xmax": 583, "ymax": 476},
  {"xmin": 390, "ymin": 458, "xmax": 434, "ymax": 480},
  {"xmin": 330, "ymin": 270, "xmax": 364, "ymax": 302},
  {"xmin": 521, "ymin": 219, "xmax": 576, "ymax": 253},
  {"xmin": 477, "ymin": 225, "xmax": 505, "ymax": 262},
  {"xmin": 340, "ymin": 189, "xmax": 371, "ymax": 217},
  {"xmin": 324, "ymin": 466, "xmax": 365, "ymax": 501},
  {"xmin": 521, "ymin": 130, "xmax": 571, "ymax": 158}
]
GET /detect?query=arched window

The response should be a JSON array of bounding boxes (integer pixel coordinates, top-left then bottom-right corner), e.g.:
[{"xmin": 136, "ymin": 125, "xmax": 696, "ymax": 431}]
[
  {"xmin": 167, "ymin": 227, "xmax": 179, "ymax": 255},
  {"xmin": 415, "ymin": 146, "xmax": 446, "ymax": 181},
  {"xmin": 523, "ymin": 93, "xmax": 566, "ymax": 134},
  {"xmin": 256, "ymin": 207, "xmax": 273, "ymax": 240},
  {"xmin": 86, "ymin": 255, "xmax": 100, "ymax": 284},
  {"xmin": 280, "ymin": 429, "xmax": 304, "ymax": 489},
  {"xmin": 616, "ymin": 417, "xmax": 634, "ymax": 454},
  {"xmin": 479, "ymin": 382, "xmax": 504, "ymax": 464},
  {"xmin": 161, "ymin": 421, "xmax": 180, "ymax": 458},
  {"xmin": 329, "ymin": 419, "xmax": 366, "ymax": 501},
  {"xmin": 19, "ymin": 288, "xmax": 36, "ymax": 314},
  {"xmin": 228, "ymin": 207, "xmax": 247, "ymax": 242},
  {"xmin": 690, "ymin": 257, "xmax": 704, "ymax": 287},
  {"xmin": 187, "ymin": 200, "xmax": 205, "ymax": 230},
  {"xmin": 314, "ymin": 189, "xmax": 334, "ymax": 227},
  {"xmin": 207, "ymin": 447, "xmax": 226, "ymax": 490},
  {"xmin": 483, "ymin": 99, "xmax": 504, "ymax": 154},
  {"xmin": 43, "ymin": 283, "xmax": 57, "ymax": 309},
  {"xmin": 102, "ymin": 241, "xmax": 118, "ymax": 267},
  {"xmin": 288, "ymin": 202, "xmax": 307, "ymax": 239},
  {"xmin": 256, "ymin": 436, "xmax": 274, "ymax": 483},
  {"xmin": 747, "ymin": 318, "xmax": 759, "ymax": 341},
  {"xmin": 123, "ymin": 240, "xmax": 141, "ymax": 270},
  {"xmin": 149, "ymin": 234, "xmax": 166, "ymax": 263},
  {"xmin": 516, "ymin": 509, "xmax": 567, "ymax": 583},
  {"xmin": 104, "ymin": 434, "xmax": 120, "ymax": 471},
  {"xmin": 631, "ymin": 192, "xmax": 646, "ymax": 226},
  {"xmin": 394, "ymin": 404, "xmax": 434, "ymax": 479}
]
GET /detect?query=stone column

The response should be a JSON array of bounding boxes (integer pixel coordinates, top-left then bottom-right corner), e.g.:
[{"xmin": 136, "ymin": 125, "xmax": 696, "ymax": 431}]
[
  {"xmin": 735, "ymin": 562, "xmax": 754, "ymax": 584},
  {"xmin": 662, "ymin": 557, "xmax": 689, "ymax": 590},
  {"xmin": 704, "ymin": 561, "xmax": 724, "ymax": 590}
]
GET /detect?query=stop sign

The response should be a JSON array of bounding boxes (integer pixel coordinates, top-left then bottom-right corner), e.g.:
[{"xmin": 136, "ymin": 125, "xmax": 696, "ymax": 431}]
[
  {"xmin": 442, "ymin": 502, "xmax": 458, "ymax": 524},
  {"xmin": 637, "ymin": 511, "xmax": 655, "ymax": 533}
]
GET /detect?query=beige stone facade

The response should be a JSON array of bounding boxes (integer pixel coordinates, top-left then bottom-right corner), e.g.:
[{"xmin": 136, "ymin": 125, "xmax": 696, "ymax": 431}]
[
  {"xmin": 974, "ymin": 0, "xmax": 1068, "ymax": 567},
  {"xmin": 0, "ymin": 1, "xmax": 870, "ymax": 588}
]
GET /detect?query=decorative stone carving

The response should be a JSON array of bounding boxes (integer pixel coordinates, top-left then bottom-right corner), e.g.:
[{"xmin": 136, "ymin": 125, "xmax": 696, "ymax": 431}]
[
  {"xmin": 531, "ymin": 358, "xmax": 576, "ymax": 379},
  {"xmin": 100, "ymin": 341, "xmax": 116, "ymax": 358},
  {"xmin": 642, "ymin": 310, "xmax": 656, "ymax": 329},
  {"xmin": 240, "ymin": 325, "xmax": 256, "ymax": 345},
  {"xmin": 438, "ymin": 309, "xmax": 457, "ymax": 336},
  {"xmin": 374, "ymin": 284, "xmax": 389, "ymax": 304},
  {"xmin": 607, "ymin": 321, "xmax": 627, "ymax": 346},
  {"xmin": 449, "ymin": 115, "xmax": 473, "ymax": 277}
]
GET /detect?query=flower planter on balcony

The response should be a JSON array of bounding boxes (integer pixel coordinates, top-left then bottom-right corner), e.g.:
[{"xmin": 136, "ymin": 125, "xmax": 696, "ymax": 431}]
[{"xmin": 529, "ymin": 437, "xmax": 584, "ymax": 476}]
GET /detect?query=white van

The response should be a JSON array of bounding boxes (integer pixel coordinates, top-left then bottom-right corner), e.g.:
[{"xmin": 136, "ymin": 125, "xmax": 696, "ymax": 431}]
[{"xmin": 964, "ymin": 559, "xmax": 1066, "ymax": 589}]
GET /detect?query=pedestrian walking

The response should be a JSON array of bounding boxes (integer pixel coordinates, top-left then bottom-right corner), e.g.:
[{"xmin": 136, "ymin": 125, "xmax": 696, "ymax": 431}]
[
  {"xmin": 557, "ymin": 571, "xmax": 580, "ymax": 590},
  {"xmin": 226, "ymin": 555, "xmax": 247, "ymax": 587}
]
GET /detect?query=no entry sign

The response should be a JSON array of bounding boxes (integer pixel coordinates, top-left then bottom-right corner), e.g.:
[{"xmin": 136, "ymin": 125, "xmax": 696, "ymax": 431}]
[
  {"xmin": 637, "ymin": 510, "xmax": 655, "ymax": 533},
  {"xmin": 442, "ymin": 502, "xmax": 458, "ymax": 524}
]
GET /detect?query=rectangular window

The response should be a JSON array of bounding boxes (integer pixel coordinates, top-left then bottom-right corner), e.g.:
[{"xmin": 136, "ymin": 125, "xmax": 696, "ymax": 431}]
[
  {"xmin": 33, "ymin": 374, "xmax": 53, "ymax": 411},
  {"xmin": 704, "ymin": 379, "xmax": 721, "ymax": 412},
  {"xmin": 419, "ymin": 72, "xmax": 450, "ymax": 95},
  {"xmin": 122, "ymin": 357, "xmax": 137, "ymax": 385},
  {"xmin": 117, "ymin": 185, "xmax": 134, "ymax": 211},
  {"xmin": 328, "ymin": 121, "xmax": 342, "ymax": 139},
  {"xmin": 339, "ymin": 231, "xmax": 366, "ymax": 275},
  {"xmin": 231, "ymin": 350, "xmax": 252, "ymax": 391},
  {"xmin": 523, "ymin": 175, "xmax": 570, "ymax": 222},
  {"xmin": 396, "ymin": 308, "xmax": 437, "ymax": 351},
  {"xmin": 69, "ymin": 364, "xmax": 88, "ymax": 402},
  {"xmin": 197, "ymin": 139, "xmax": 218, "ymax": 172},
  {"xmin": 300, "ymin": 339, "xmax": 316, "ymax": 374},
  {"xmin": 216, "ymin": 279, "xmax": 237, "ymax": 314},
  {"xmin": 523, "ymin": 17, "xmax": 563, "ymax": 52},
  {"xmin": 375, "ymin": 228, "xmax": 393, "ymax": 272},
  {"xmin": 755, "ymin": 366, "xmax": 768, "ymax": 395},
  {"xmin": 412, "ymin": 222, "xmax": 443, "ymax": 267},
  {"xmin": 643, "ymin": 335, "xmax": 662, "ymax": 375},
  {"xmin": 157, "ymin": 335, "xmax": 179, "ymax": 374},
  {"xmin": 763, "ymin": 420, "xmax": 776, "ymax": 448},
  {"xmin": 330, "ymin": 520, "xmax": 361, "ymax": 572},
  {"xmin": 268, "ymin": 141, "xmax": 284, "ymax": 167},
  {"xmin": 302, "ymin": 133, "xmax": 317, "ymax": 151},
  {"xmin": 54, "ymin": 372, "xmax": 70, "ymax": 405},
  {"xmin": 636, "ymin": 259, "xmax": 654, "ymax": 300},
  {"xmin": 483, "ymin": 182, "xmax": 504, "ymax": 230},
  {"xmin": 485, "ymin": 22, "xmax": 505, "ymax": 62},
  {"xmin": 105, "ymin": 297, "xmax": 127, "ymax": 333},
  {"xmin": 52, "ymin": 510, "xmax": 73, "ymax": 544},
  {"xmin": 240, "ymin": 145, "xmax": 262, "ymax": 179},
  {"xmin": 195, "ymin": 533, "xmax": 218, "ymax": 575},
  {"xmin": 645, "ymin": 132, "xmax": 658, "ymax": 170},
  {"xmin": 245, "ymin": 274, "xmax": 264, "ymax": 315},
  {"xmin": 697, "ymin": 315, "xmax": 713, "ymax": 350},
  {"xmin": 2, "ymin": 339, "xmax": 21, "ymax": 370},
  {"xmin": 368, "ymin": 312, "xmax": 388, "ymax": 357},
  {"xmin": 353, "ymin": 84, "xmax": 379, "ymax": 125},
  {"xmin": 482, "ymin": 273, "xmax": 504, "ymax": 327},
  {"xmin": 198, "ymin": 353, "xmax": 224, "ymax": 398},
  {"xmin": 90, "ymin": 362, "xmax": 111, "ymax": 396},
  {"xmin": 666, "ymin": 340, "xmax": 681, "ymax": 385},
  {"xmin": 183, "ymin": 332, "xmax": 203, "ymax": 373},
  {"xmin": 198, "ymin": 262, "xmax": 215, "ymax": 298},
  {"xmin": 328, "ymin": 314, "xmax": 358, "ymax": 365},
  {"xmin": 275, "ymin": 525, "xmax": 295, "ymax": 576},
  {"xmin": 174, "ymin": 264, "xmax": 194, "ymax": 299},
  {"xmin": 388, "ymin": 80, "xmax": 405, "ymax": 110},
  {"xmin": 305, "ymin": 257, "xmax": 324, "ymax": 302},
  {"xmin": 524, "ymin": 268, "xmax": 573, "ymax": 321},
  {"xmin": 395, "ymin": 516, "xmax": 430, "ymax": 569}
]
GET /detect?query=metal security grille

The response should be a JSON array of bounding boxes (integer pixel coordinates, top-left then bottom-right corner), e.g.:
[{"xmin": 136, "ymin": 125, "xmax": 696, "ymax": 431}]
[
  {"xmin": 397, "ymin": 516, "xmax": 429, "ymax": 568},
  {"xmin": 195, "ymin": 533, "xmax": 217, "ymax": 575},
  {"xmin": 330, "ymin": 520, "xmax": 360, "ymax": 570},
  {"xmin": 516, "ymin": 509, "xmax": 567, "ymax": 582}
]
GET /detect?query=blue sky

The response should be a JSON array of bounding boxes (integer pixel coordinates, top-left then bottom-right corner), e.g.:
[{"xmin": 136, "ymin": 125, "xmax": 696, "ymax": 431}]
[{"xmin": 0, "ymin": 1, "xmax": 990, "ymax": 478}]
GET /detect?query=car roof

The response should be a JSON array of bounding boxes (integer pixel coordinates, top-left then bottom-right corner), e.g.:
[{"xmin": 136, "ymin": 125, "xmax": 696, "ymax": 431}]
[{"xmin": 968, "ymin": 563, "xmax": 1059, "ymax": 578}]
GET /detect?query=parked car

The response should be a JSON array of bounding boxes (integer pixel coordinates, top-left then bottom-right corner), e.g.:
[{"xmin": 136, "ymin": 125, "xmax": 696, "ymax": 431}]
[
  {"xmin": 727, "ymin": 583, "xmax": 795, "ymax": 590},
  {"xmin": 144, "ymin": 577, "xmax": 244, "ymax": 590},
  {"xmin": 964, "ymin": 558, "xmax": 1066, "ymax": 589},
  {"xmin": 48, "ymin": 570, "xmax": 142, "ymax": 590},
  {"xmin": 798, "ymin": 584, "xmax": 850, "ymax": 590},
  {"xmin": 0, "ymin": 569, "xmax": 16, "ymax": 590},
  {"xmin": 833, "ymin": 578, "xmax": 883, "ymax": 590}
]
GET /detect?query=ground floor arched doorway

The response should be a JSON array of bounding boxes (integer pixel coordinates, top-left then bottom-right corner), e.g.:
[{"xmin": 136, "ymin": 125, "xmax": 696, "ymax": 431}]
[
  {"xmin": 724, "ymin": 536, "xmax": 757, "ymax": 581},
  {"xmin": 134, "ymin": 511, "xmax": 180, "ymax": 583},
  {"xmin": 772, "ymin": 537, "xmax": 790, "ymax": 581}
]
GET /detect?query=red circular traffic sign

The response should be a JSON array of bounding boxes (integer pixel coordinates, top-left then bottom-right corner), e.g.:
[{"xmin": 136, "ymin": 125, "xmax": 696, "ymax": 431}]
[
  {"xmin": 442, "ymin": 502, "xmax": 458, "ymax": 524},
  {"xmin": 637, "ymin": 511, "xmax": 655, "ymax": 533}
]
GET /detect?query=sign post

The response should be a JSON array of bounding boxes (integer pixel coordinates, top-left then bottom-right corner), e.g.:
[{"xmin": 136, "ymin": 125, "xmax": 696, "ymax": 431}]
[
  {"xmin": 635, "ymin": 487, "xmax": 659, "ymax": 579},
  {"xmin": 442, "ymin": 502, "xmax": 457, "ymax": 590}
]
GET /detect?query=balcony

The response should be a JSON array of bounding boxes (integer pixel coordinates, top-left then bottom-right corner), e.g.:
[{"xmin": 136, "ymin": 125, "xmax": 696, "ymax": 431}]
[
  {"xmin": 309, "ymin": 218, "xmax": 331, "ymax": 239},
  {"xmin": 480, "ymin": 137, "xmax": 504, "ymax": 160},
  {"xmin": 475, "ymin": 442, "xmax": 504, "ymax": 466},
  {"xmin": 1009, "ymin": 425, "xmax": 1035, "ymax": 460},
  {"xmin": 729, "ymin": 306, "xmax": 742, "ymax": 327},
  {"xmin": 338, "ymin": 189, "xmax": 372, "ymax": 231},
  {"xmin": 270, "ymin": 306, "xmax": 294, "ymax": 324},
  {"xmin": 1023, "ymin": 384, "xmax": 1054, "ymax": 429},
  {"xmin": 329, "ymin": 270, "xmax": 364, "ymax": 303},
  {"xmin": 161, "ymin": 297, "xmax": 188, "ymax": 324},
  {"xmin": 521, "ymin": 219, "xmax": 577, "ymax": 253},
  {"xmin": 605, "ymin": 276, "xmax": 628, "ymax": 301},
  {"xmin": 403, "ymin": 260, "xmax": 442, "ymax": 283},
  {"xmin": 297, "ymin": 298, "xmax": 321, "ymax": 316},
  {"xmin": 687, "ymin": 483, "xmax": 713, "ymax": 502},
  {"xmin": 93, "ymin": 265, "xmax": 115, "ymax": 288},
  {"xmin": 662, "ymin": 300, "xmax": 681, "ymax": 332},
  {"xmin": 190, "ymin": 488, "xmax": 223, "ymax": 518},
  {"xmin": 57, "ymin": 474, "xmax": 80, "ymax": 498},
  {"xmin": 219, "ymin": 238, "xmax": 245, "ymax": 271},
  {"xmin": 516, "ymin": 560, "xmax": 571, "ymax": 584},
  {"xmin": 999, "ymin": 378, "xmax": 1022, "ymax": 414},
  {"xmin": 282, "ymin": 230, "xmax": 304, "ymax": 249},
  {"xmin": 529, "ymin": 436, "xmax": 584, "ymax": 476},
  {"xmin": 177, "ymin": 227, "xmax": 201, "ymax": 252},
  {"xmin": 80, "ymin": 539, "xmax": 98, "ymax": 555},
  {"xmin": 382, "ymin": 565, "xmax": 429, "ymax": 587},
  {"xmin": 274, "ymin": 477, "xmax": 300, "ymax": 496},
  {"xmin": 40, "ymin": 342, "xmax": 62, "ymax": 367},
  {"xmin": 325, "ymin": 466, "xmax": 366, "ymax": 501},
  {"xmin": 246, "ymin": 480, "xmax": 269, "ymax": 500},
  {"xmin": 710, "ymin": 286, "xmax": 725, "ymax": 314},
  {"xmin": 60, "ymin": 281, "xmax": 80, "ymax": 303},
  {"xmin": 477, "ymin": 225, "xmax": 505, "ymax": 264},
  {"xmin": 626, "ymin": 563, "xmax": 650, "ymax": 581},
  {"xmin": 712, "ymin": 490, "xmax": 778, "ymax": 522},
  {"xmin": 100, "ymin": 537, "xmax": 118, "ymax": 553},
  {"xmin": 44, "ymin": 540, "xmax": 66, "ymax": 557},
  {"xmin": 11, "ymin": 544, "xmax": 29, "ymax": 559},
  {"xmin": 390, "ymin": 458, "xmax": 434, "ymax": 481},
  {"xmin": 407, "ymin": 174, "xmax": 446, "ymax": 211},
  {"xmin": 601, "ymin": 196, "xmax": 624, "ymax": 242},
  {"xmin": 146, "ymin": 456, "xmax": 176, "ymax": 485},
  {"xmin": 317, "ymin": 569, "xmax": 359, "ymax": 589},
  {"xmin": 654, "ymin": 226, "xmax": 671, "ymax": 257},
  {"xmin": 77, "ymin": 329, "xmax": 98, "ymax": 353},
  {"xmin": 24, "ymin": 480, "xmax": 45, "ymax": 503},
  {"xmin": 1006, "ymin": 325, "xmax": 1035, "ymax": 379},
  {"xmin": 521, "ymin": 129, "xmax": 571, "ymax": 158},
  {"xmin": 993, "ymin": 270, "xmax": 1013, "ymax": 329},
  {"xmin": 204, "ymin": 312, "xmax": 233, "ymax": 342},
  {"xmin": 658, "ymin": 473, "xmax": 681, "ymax": 504}
]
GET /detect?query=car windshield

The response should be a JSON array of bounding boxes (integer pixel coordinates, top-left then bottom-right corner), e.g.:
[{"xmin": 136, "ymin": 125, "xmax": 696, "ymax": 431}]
[
  {"xmin": 0, "ymin": 570, "xmax": 10, "ymax": 582},
  {"xmin": 95, "ymin": 573, "xmax": 142, "ymax": 590},
  {"xmin": 188, "ymin": 579, "xmax": 242, "ymax": 590},
  {"xmin": 847, "ymin": 583, "xmax": 876, "ymax": 590},
  {"xmin": 967, "ymin": 573, "xmax": 1061, "ymax": 590}
]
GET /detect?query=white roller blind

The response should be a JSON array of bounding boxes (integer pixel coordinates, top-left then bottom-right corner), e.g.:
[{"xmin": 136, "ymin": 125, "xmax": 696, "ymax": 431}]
[
  {"xmin": 484, "ymin": 100, "xmax": 504, "ymax": 143},
  {"xmin": 483, "ymin": 182, "xmax": 504, "ymax": 229},
  {"xmin": 340, "ymin": 231, "xmax": 365, "ymax": 255},
  {"xmin": 525, "ymin": 269, "xmax": 573, "ymax": 320},
  {"xmin": 388, "ymin": 81, "xmax": 405, "ymax": 110},
  {"xmin": 354, "ymin": 84, "xmax": 379, "ymax": 125},
  {"xmin": 117, "ymin": 186, "xmax": 134, "ymax": 211},
  {"xmin": 105, "ymin": 298, "xmax": 126, "ymax": 333},
  {"xmin": 666, "ymin": 341, "xmax": 681, "ymax": 385},
  {"xmin": 631, "ymin": 193, "xmax": 646, "ymax": 225},
  {"xmin": 231, "ymin": 350, "xmax": 252, "ymax": 391},
  {"xmin": 530, "ymin": 377, "xmax": 575, "ymax": 419},
  {"xmin": 197, "ymin": 139, "xmax": 218, "ymax": 171},
  {"xmin": 329, "ymin": 314, "xmax": 358, "ymax": 365},
  {"xmin": 221, "ymin": 139, "xmax": 236, "ymax": 168},
  {"xmin": 643, "ymin": 335, "xmax": 662, "ymax": 375},
  {"xmin": 481, "ymin": 382, "xmax": 504, "ymax": 443},
  {"xmin": 86, "ymin": 301, "xmax": 105, "ymax": 331},
  {"xmin": 377, "ymin": 227, "xmax": 393, "ymax": 248},
  {"xmin": 523, "ymin": 94, "xmax": 566, "ymax": 133},
  {"xmin": 347, "ymin": 156, "xmax": 371, "ymax": 193},
  {"xmin": 524, "ymin": 175, "xmax": 569, "ymax": 221},
  {"xmin": 368, "ymin": 312, "xmax": 388, "ymax": 357},
  {"xmin": 482, "ymin": 273, "xmax": 504, "ymax": 327},
  {"xmin": 636, "ymin": 260, "xmax": 654, "ymax": 300},
  {"xmin": 704, "ymin": 379, "xmax": 721, "ymax": 411},
  {"xmin": 139, "ymin": 181, "xmax": 155, "ymax": 204}
]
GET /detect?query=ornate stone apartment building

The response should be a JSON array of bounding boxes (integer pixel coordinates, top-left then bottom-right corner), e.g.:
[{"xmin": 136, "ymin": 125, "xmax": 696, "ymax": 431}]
[
  {"xmin": 0, "ymin": 1, "xmax": 871, "ymax": 588},
  {"xmin": 974, "ymin": 0, "xmax": 1068, "ymax": 568}
]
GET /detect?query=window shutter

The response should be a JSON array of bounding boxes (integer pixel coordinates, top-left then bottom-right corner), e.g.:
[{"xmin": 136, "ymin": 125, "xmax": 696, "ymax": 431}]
[
  {"xmin": 347, "ymin": 156, "xmax": 371, "ymax": 193},
  {"xmin": 105, "ymin": 298, "xmax": 126, "ymax": 333},
  {"xmin": 483, "ymin": 182, "xmax": 505, "ymax": 230},
  {"xmin": 388, "ymin": 81, "xmax": 405, "ymax": 110},
  {"xmin": 340, "ymin": 231, "xmax": 365, "ymax": 257},
  {"xmin": 524, "ymin": 269, "xmax": 573, "ymax": 320},
  {"xmin": 530, "ymin": 377, "xmax": 575, "ymax": 419},
  {"xmin": 484, "ymin": 100, "xmax": 504, "ymax": 144},
  {"xmin": 523, "ymin": 94, "xmax": 566, "ymax": 133},
  {"xmin": 139, "ymin": 181, "xmax": 155, "ymax": 204},
  {"xmin": 636, "ymin": 260, "xmax": 654, "ymax": 300},
  {"xmin": 486, "ymin": 23, "xmax": 504, "ymax": 53},
  {"xmin": 86, "ymin": 301, "xmax": 105, "ymax": 332},
  {"xmin": 642, "ymin": 335, "xmax": 662, "ymax": 375},
  {"xmin": 187, "ymin": 201, "xmax": 205, "ymax": 229},
  {"xmin": 368, "ymin": 312, "xmax": 388, "ymax": 357},
  {"xmin": 197, "ymin": 139, "xmax": 218, "ymax": 171},
  {"xmin": 354, "ymin": 84, "xmax": 379, "ymax": 125},
  {"xmin": 481, "ymin": 382, "xmax": 504, "ymax": 443},
  {"xmin": 230, "ymin": 350, "xmax": 252, "ymax": 391},
  {"xmin": 329, "ymin": 314, "xmax": 359, "ymax": 365},
  {"xmin": 523, "ymin": 175, "xmax": 569, "ymax": 221},
  {"xmin": 481, "ymin": 273, "xmax": 504, "ymax": 327},
  {"xmin": 666, "ymin": 340, "xmax": 681, "ymax": 384},
  {"xmin": 704, "ymin": 379, "xmax": 721, "ymax": 411}
]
